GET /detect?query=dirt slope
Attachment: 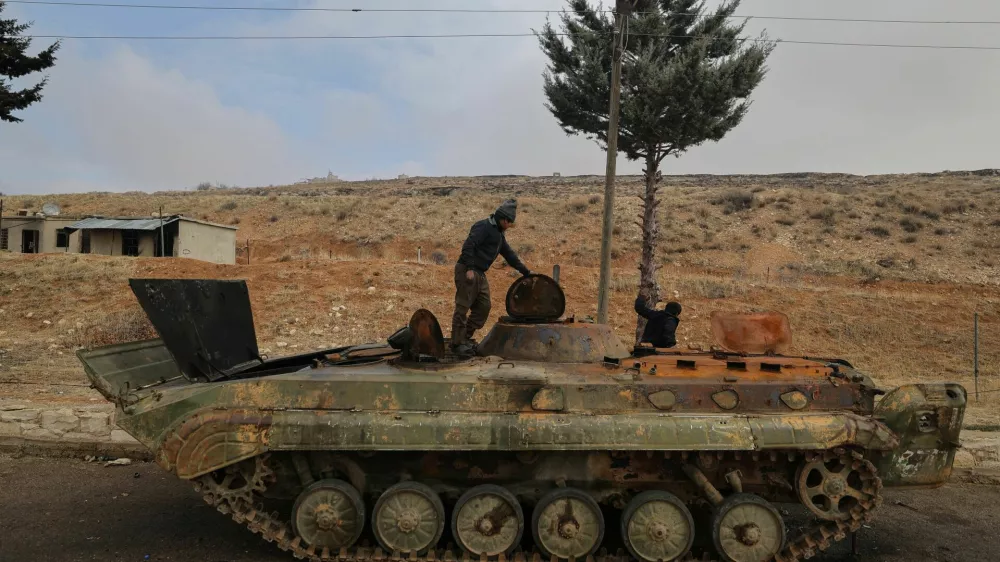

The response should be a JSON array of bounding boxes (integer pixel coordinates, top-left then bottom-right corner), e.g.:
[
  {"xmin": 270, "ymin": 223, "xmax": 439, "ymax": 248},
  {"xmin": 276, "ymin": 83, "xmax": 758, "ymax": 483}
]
[{"xmin": 0, "ymin": 172, "xmax": 997, "ymax": 422}]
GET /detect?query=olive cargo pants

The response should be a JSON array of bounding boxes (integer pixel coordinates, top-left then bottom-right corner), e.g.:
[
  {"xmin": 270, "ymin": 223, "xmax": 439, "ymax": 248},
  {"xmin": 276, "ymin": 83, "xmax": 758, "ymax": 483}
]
[{"xmin": 451, "ymin": 263, "xmax": 491, "ymax": 347}]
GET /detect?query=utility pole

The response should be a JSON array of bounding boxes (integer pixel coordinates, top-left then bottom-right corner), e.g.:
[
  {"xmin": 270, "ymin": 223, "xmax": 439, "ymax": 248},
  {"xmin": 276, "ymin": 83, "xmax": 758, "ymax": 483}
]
[
  {"xmin": 596, "ymin": 0, "xmax": 630, "ymax": 324},
  {"xmin": 159, "ymin": 205, "xmax": 165, "ymax": 257}
]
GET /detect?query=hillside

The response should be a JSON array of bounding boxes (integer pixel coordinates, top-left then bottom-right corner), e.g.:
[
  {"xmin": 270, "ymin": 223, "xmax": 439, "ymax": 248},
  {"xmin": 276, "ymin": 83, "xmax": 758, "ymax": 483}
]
[
  {"xmin": 0, "ymin": 172, "xmax": 998, "ymax": 423},
  {"xmin": 5, "ymin": 171, "xmax": 1000, "ymax": 284}
]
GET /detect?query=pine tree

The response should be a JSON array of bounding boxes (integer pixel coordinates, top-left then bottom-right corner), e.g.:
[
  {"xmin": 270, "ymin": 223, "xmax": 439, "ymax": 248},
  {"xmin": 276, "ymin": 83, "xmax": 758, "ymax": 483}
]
[
  {"xmin": 1, "ymin": 1, "xmax": 59, "ymax": 123},
  {"xmin": 538, "ymin": 0, "xmax": 774, "ymax": 341}
]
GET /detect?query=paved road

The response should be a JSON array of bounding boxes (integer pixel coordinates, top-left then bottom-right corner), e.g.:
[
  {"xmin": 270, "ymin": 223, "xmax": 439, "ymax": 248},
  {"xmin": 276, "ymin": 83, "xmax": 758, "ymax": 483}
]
[{"xmin": 1, "ymin": 455, "xmax": 998, "ymax": 562}]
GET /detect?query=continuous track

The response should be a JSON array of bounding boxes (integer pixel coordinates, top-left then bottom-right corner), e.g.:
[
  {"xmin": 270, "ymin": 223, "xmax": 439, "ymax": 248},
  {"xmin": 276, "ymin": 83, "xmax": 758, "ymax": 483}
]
[{"xmin": 194, "ymin": 449, "xmax": 882, "ymax": 562}]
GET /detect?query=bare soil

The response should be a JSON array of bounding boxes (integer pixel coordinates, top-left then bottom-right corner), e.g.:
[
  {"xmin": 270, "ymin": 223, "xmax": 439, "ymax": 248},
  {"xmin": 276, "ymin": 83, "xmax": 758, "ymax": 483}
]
[{"xmin": 0, "ymin": 172, "xmax": 998, "ymax": 424}]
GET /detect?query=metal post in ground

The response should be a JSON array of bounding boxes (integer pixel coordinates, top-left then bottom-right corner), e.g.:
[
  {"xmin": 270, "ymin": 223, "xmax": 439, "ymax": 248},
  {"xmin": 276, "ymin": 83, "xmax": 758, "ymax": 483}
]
[
  {"xmin": 975, "ymin": 312, "xmax": 979, "ymax": 401},
  {"xmin": 552, "ymin": 264, "xmax": 560, "ymax": 284}
]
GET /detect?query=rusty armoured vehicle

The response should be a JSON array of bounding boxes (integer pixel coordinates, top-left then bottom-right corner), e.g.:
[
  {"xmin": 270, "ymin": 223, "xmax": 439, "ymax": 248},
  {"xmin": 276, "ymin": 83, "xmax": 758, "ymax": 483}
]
[{"xmin": 78, "ymin": 275, "xmax": 966, "ymax": 562}]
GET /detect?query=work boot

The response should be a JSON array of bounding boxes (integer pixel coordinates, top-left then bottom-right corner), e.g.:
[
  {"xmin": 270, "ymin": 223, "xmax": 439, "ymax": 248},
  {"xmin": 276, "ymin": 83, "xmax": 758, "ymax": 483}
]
[{"xmin": 454, "ymin": 343, "xmax": 476, "ymax": 357}]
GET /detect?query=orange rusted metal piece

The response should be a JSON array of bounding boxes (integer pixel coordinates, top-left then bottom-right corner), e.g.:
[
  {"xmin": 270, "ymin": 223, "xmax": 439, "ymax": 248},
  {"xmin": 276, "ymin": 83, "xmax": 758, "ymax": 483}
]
[
  {"xmin": 408, "ymin": 308, "xmax": 445, "ymax": 359},
  {"xmin": 711, "ymin": 311, "xmax": 792, "ymax": 354}
]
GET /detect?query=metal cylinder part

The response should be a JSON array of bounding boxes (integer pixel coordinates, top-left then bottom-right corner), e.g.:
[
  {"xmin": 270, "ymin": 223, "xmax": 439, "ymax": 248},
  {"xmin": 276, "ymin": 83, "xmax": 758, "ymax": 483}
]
[{"xmin": 682, "ymin": 464, "xmax": 723, "ymax": 506}]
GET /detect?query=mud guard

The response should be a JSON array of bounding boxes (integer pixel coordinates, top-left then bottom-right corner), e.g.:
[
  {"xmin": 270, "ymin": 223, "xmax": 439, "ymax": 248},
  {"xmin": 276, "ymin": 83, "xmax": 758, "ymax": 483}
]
[{"xmin": 873, "ymin": 383, "xmax": 967, "ymax": 488}]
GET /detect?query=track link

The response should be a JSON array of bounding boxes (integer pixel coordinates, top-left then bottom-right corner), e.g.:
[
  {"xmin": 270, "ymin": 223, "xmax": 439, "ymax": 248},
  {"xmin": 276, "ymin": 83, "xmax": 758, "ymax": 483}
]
[{"xmin": 196, "ymin": 449, "xmax": 882, "ymax": 562}]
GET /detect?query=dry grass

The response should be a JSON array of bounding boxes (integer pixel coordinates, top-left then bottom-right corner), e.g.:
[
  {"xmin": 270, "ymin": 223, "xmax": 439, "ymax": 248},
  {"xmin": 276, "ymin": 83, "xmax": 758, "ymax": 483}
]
[
  {"xmin": 6, "ymin": 171, "xmax": 998, "ymax": 285},
  {"xmin": 75, "ymin": 308, "xmax": 157, "ymax": 348},
  {"xmin": 2, "ymin": 172, "xmax": 1000, "ymax": 422}
]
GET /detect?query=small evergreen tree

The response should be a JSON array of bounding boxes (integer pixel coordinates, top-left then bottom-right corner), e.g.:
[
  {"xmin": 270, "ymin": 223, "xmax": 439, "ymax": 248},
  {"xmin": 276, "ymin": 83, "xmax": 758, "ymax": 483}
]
[
  {"xmin": 1, "ymin": 1, "xmax": 59, "ymax": 123},
  {"xmin": 539, "ymin": 0, "xmax": 774, "ymax": 341}
]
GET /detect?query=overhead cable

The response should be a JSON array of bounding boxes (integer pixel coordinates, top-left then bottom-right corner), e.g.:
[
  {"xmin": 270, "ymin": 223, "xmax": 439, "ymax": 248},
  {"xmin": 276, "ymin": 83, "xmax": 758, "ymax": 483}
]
[
  {"xmin": 9, "ymin": 0, "xmax": 1000, "ymax": 26},
  {"xmin": 23, "ymin": 32, "xmax": 1000, "ymax": 51}
]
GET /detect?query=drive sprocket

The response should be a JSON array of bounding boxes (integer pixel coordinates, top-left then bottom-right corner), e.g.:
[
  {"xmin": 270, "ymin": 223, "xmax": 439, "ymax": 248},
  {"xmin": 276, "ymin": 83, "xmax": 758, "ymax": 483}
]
[{"xmin": 193, "ymin": 454, "xmax": 275, "ymax": 509}]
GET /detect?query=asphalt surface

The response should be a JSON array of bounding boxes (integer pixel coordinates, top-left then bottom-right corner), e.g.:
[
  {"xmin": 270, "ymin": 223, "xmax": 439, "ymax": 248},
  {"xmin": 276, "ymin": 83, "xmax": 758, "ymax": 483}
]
[{"xmin": 1, "ymin": 455, "xmax": 998, "ymax": 562}]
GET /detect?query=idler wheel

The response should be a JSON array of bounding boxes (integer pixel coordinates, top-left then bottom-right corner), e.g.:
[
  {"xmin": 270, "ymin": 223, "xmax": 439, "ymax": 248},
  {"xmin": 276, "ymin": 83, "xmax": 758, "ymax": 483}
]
[
  {"xmin": 451, "ymin": 484, "xmax": 524, "ymax": 558},
  {"xmin": 711, "ymin": 493, "xmax": 785, "ymax": 562},
  {"xmin": 621, "ymin": 491, "xmax": 695, "ymax": 562},
  {"xmin": 291, "ymin": 478, "xmax": 365, "ymax": 550},
  {"xmin": 373, "ymin": 481, "xmax": 446, "ymax": 555},
  {"xmin": 796, "ymin": 452, "xmax": 872, "ymax": 521},
  {"xmin": 531, "ymin": 488, "xmax": 604, "ymax": 561}
]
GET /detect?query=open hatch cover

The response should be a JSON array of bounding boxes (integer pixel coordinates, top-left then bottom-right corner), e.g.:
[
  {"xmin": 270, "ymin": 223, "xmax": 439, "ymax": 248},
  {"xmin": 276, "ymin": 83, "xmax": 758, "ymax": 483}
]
[
  {"xmin": 129, "ymin": 279, "xmax": 261, "ymax": 381},
  {"xmin": 505, "ymin": 274, "xmax": 565, "ymax": 322}
]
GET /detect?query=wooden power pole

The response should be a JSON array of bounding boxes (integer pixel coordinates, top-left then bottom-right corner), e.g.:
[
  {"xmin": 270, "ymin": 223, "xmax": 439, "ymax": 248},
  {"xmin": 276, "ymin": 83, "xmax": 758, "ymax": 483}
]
[
  {"xmin": 159, "ymin": 205, "xmax": 165, "ymax": 257},
  {"xmin": 596, "ymin": 0, "xmax": 630, "ymax": 324}
]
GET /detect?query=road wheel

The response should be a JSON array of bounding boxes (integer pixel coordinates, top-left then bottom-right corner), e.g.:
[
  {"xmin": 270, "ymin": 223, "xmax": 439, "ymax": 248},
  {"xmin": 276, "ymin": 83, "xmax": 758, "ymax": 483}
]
[
  {"xmin": 291, "ymin": 478, "xmax": 365, "ymax": 550},
  {"xmin": 531, "ymin": 488, "xmax": 604, "ymax": 561},
  {"xmin": 372, "ymin": 481, "xmax": 445, "ymax": 555},
  {"xmin": 452, "ymin": 484, "xmax": 524, "ymax": 558},
  {"xmin": 712, "ymin": 493, "xmax": 785, "ymax": 562},
  {"xmin": 621, "ymin": 490, "xmax": 695, "ymax": 562}
]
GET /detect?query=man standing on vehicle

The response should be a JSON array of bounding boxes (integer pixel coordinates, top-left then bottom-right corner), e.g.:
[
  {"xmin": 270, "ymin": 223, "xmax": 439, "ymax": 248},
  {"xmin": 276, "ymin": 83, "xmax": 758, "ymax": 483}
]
[{"xmin": 451, "ymin": 199, "xmax": 531, "ymax": 356}]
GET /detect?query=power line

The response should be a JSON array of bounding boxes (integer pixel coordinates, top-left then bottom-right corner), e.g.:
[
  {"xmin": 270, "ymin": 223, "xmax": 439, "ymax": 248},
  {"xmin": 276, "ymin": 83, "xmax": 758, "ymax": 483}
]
[
  {"xmin": 23, "ymin": 32, "xmax": 1000, "ymax": 51},
  {"xmin": 9, "ymin": 0, "xmax": 1000, "ymax": 26}
]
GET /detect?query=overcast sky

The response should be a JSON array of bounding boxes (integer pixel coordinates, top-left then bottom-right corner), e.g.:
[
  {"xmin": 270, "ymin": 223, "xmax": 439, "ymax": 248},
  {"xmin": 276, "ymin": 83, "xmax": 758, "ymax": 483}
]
[{"xmin": 2, "ymin": 0, "xmax": 1000, "ymax": 194}]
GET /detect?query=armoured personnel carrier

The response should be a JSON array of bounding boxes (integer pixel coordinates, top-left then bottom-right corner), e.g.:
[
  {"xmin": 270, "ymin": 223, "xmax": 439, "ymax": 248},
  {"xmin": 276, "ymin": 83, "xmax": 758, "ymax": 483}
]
[{"xmin": 78, "ymin": 276, "xmax": 966, "ymax": 562}]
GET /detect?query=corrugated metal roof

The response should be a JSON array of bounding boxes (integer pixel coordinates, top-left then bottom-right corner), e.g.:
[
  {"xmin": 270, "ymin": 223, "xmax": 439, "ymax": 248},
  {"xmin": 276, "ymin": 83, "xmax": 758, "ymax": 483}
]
[
  {"xmin": 67, "ymin": 217, "xmax": 180, "ymax": 231},
  {"xmin": 175, "ymin": 216, "xmax": 239, "ymax": 230}
]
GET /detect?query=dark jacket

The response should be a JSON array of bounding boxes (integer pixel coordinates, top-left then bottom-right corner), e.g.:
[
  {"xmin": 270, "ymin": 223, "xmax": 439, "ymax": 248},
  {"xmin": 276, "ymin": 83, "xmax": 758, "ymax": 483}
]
[
  {"xmin": 634, "ymin": 297, "xmax": 679, "ymax": 348},
  {"xmin": 458, "ymin": 216, "xmax": 529, "ymax": 275}
]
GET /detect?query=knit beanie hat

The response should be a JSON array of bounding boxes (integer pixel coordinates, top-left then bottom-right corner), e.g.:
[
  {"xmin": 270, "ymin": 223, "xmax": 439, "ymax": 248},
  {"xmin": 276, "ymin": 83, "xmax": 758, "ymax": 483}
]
[{"xmin": 495, "ymin": 199, "xmax": 517, "ymax": 223}]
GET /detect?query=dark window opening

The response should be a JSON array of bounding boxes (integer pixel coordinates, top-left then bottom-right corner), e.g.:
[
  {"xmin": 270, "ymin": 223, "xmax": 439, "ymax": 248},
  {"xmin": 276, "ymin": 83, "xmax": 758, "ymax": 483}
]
[
  {"xmin": 21, "ymin": 230, "xmax": 39, "ymax": 253},
  {"xmin": 80, "ymin": 230, "xmax": 91, "ymax": 254},
  {"xmin": 56, "ymin": 228, "xmax": 69, "ymax": 248},
  {"xmin": 0, "ymin": 228, "xmax": 7, "ymax": 250},
  {"xmin": 122, "ymin": 230, "xmax": 140, "ymax": 257}
]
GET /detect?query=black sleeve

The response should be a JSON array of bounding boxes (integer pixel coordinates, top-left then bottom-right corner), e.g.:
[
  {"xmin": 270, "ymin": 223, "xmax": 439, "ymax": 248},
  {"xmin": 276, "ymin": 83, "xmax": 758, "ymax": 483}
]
[
  {"xmin": 634, "ymin": 296, "xmax": 656, "ymax": 319},
  {"xmin": 500, "ymin": 237, "xmax": 529, "ymax": 275},
  {"xmin": 459, "ymin": 222, "xmax": 487, "ymax": 266}
]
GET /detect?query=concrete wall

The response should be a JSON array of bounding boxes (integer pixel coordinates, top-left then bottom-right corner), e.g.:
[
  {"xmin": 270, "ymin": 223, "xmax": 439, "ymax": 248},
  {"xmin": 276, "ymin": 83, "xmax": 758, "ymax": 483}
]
[
  {"xmin": 0, "ymin": 217, "xmax": 80, "ymax": 254},
  {"xmin": 137, "ymin": 232, "xmax": 156, "ymax": 258},
  {"xmin": 39, "ymin": 219, "xmax": 81, "ymax": 254},
  {"xmin": 176, "ymin": 220, "xmax": 236, "ymax": 264},
  {"xmin": 88, "ymin": 230, "xmax": 116, "ymax": 256},
  {"xmin": 0, "ymin": 218, "xmax": 41, "ymax": 253},
  {"xmin": 86, "ymin": 230, "xmax": 158, "ymax": 257}
]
